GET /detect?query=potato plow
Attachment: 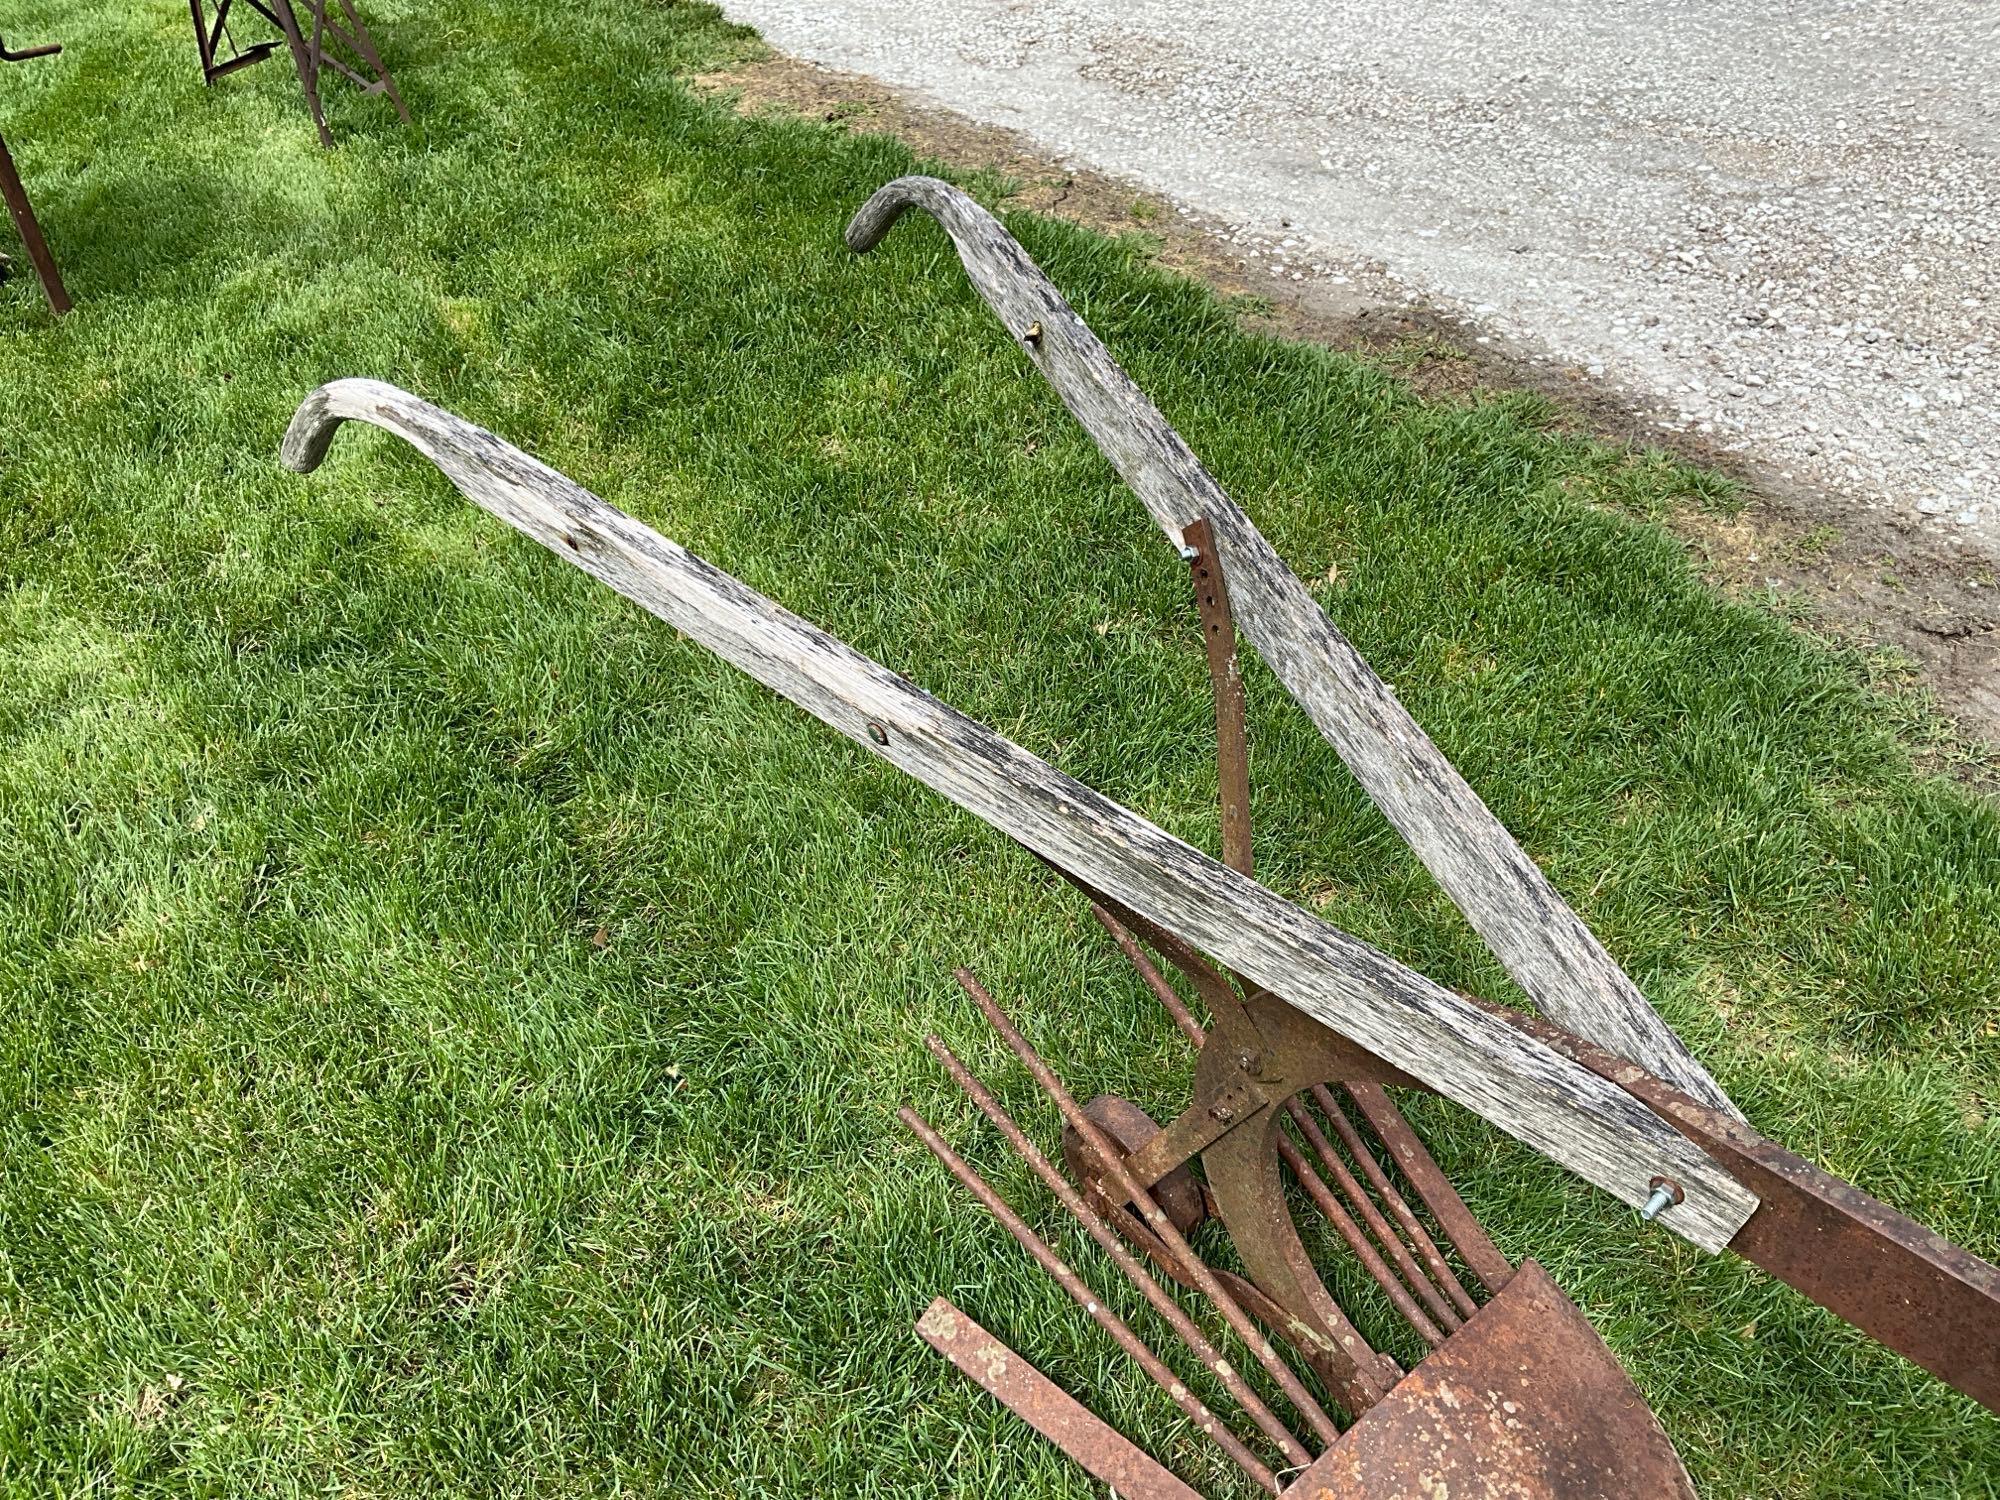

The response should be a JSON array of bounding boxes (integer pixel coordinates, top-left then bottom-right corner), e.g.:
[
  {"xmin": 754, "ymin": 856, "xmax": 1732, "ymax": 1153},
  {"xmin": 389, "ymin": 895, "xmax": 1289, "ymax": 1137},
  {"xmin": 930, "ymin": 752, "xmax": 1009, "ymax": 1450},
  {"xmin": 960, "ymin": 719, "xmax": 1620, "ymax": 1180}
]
[{"xmin": 280, "ymin": 176, "xmax": 1998, "ymax": 1494}]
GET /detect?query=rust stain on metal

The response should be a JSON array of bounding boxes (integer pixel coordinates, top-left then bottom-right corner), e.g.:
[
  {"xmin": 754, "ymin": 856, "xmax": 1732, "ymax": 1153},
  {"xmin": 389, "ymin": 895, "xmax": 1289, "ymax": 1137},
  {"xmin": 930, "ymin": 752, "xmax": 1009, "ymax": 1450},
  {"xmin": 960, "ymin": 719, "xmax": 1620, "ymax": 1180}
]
[{"xmin": 1283, "ymin": 1262, "xmax": 1697, "ymax": 1499}]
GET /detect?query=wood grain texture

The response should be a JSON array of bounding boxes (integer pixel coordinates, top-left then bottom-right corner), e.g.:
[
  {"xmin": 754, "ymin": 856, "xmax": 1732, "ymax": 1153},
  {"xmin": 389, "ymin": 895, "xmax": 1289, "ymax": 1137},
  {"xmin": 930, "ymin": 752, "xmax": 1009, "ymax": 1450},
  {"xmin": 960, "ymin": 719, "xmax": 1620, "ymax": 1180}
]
[
  {"xmin": 846, "ymin": 176, "xmax": 1740, "ymax": 1120},
  {"xmin": 280, "ymin": 378, "xmax": 1758, "ymax": 1251}
]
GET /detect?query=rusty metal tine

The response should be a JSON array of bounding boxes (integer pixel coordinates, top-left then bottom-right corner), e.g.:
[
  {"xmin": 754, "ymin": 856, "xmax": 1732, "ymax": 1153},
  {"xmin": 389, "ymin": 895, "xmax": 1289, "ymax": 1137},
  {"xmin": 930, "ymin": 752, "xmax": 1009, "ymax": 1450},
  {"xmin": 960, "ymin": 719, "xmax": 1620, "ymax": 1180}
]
[
  {"xmin": 1309, "ymin": 1084, "xmax": 1481, "ymax": 1319},
  {"xmin": 1283, "ymin": 1104, "xmax": 1461, "ymax": 1334},
  {"xmin": 1092, "ymin": 1191, "xmax": 1350, "ymax": 1363},
  {"xmin": 922, "ymin": 1039, "xmax": 1293, "ymax": 1487},
  {"xmin": 1089, "ymin": 894, "xmax": 1262, "ymax": 1052},
  {"xmin": 899, "ymin": 1106, "xmax": 1283, "ymax": 1493},
  {"xmin": 1272, "ymin": 1119, "xmax": 1446, "ymax": 1345},
  {"xmin": 955, "ymin": 968, "xmax": 1366, "ymax": 1438},
  {"xmin": 1069, "ymin": 875, "xmax": 1262, "ymax": 1053},
  {"xmin": 916, "ymin": 1297, "xmax": 1207, "ymax": 1500},
  {"xmin": 1343, "ymin": 1080, "xmax": 1515, "ymax": 1295},
  {"xmin": 1093, "ymin": 904, "xmax": 1208, "ymax": 1045}
]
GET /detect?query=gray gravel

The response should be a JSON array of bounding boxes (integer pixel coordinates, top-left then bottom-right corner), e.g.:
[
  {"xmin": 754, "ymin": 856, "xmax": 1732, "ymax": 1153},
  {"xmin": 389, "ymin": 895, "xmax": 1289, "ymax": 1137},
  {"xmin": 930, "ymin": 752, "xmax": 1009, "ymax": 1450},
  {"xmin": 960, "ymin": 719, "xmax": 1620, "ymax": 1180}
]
[{"xmin": 722, "ymin": 0, "xmax": 2000, "ymax": 549}]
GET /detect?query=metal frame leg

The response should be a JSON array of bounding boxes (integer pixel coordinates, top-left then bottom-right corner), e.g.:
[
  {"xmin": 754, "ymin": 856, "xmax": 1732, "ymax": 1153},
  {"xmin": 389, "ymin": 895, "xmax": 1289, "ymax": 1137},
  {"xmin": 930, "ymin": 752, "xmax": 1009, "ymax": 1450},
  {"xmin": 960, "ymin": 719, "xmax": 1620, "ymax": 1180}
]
[{"xmin": 0, "ymin": 133, "xmax": 69, "ymax": 315}]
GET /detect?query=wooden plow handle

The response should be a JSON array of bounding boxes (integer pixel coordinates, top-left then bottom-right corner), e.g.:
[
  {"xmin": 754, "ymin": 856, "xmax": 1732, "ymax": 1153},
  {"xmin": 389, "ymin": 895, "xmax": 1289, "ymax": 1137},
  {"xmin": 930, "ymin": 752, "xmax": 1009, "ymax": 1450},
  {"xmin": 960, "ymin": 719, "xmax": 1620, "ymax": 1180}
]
[
  {"xmin": 846, "ymin": 176, "xmax": 1740, "ymax": 1120},
  {"xmin": 280, "ymin": 378, "xmax": 1757, "ymax": 1252}
]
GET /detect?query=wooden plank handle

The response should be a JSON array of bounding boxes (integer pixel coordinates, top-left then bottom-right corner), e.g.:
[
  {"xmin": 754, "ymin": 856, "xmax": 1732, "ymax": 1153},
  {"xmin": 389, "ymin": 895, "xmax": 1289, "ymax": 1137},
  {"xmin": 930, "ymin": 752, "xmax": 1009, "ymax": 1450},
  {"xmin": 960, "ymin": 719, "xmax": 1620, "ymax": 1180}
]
[
  {"xmin": 847, "ymin": 175, "xmax": 1740, "ymax": 1120},
  {"xmin": 279, "ymin": 378, "xmax": 1758, "ymax": 1251}
]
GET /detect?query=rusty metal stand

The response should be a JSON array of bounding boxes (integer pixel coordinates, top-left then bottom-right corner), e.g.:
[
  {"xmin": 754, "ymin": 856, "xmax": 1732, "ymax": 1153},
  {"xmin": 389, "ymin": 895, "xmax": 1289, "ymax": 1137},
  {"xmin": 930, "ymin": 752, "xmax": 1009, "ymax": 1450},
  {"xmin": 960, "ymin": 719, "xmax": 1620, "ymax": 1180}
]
[
  {"xmin": 0, "ymin": 35, "xmax": 70, "ymax": 316},
  {"xmin": 189, "ymin": 0, "xmax": 409, "ymax": 148}
]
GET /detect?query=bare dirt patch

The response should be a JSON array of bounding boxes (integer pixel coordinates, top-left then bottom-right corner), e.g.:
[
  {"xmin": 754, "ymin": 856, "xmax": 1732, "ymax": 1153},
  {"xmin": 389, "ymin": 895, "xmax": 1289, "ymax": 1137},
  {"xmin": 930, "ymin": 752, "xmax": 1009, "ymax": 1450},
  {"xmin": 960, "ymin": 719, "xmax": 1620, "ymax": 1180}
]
[{"xmin": 695, "ymin": 53, "xmax": 2000, "ymax": 766}]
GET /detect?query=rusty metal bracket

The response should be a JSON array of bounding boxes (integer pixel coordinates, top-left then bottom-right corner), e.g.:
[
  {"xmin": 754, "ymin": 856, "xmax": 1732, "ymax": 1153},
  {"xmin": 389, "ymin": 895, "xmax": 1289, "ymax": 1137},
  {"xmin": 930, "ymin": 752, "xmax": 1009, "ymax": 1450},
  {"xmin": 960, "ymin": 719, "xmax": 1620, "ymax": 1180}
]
[{"xmin": 1122, "ymin": 1068, "xmax": 1270, "ymax": 1188}]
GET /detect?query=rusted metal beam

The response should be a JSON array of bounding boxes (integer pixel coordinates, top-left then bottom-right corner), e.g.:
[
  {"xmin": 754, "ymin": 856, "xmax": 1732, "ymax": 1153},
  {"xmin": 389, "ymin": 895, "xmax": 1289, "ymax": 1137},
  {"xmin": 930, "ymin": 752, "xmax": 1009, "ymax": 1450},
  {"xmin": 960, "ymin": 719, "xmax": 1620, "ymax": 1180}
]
[
  {"xmin": 1480, "ymin": 998, "xmax": 2000, "ymax": 1415},
  {"xmin": 915, "ymin": 1298, "xmax": 1206, "ymax": 1500}
]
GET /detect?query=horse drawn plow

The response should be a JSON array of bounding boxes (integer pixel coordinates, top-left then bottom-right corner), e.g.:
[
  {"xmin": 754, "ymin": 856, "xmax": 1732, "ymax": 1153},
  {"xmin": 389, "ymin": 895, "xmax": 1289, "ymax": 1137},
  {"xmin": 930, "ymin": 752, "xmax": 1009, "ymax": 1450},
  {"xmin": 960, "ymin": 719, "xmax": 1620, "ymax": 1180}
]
[{"xmin": 280, "ymin": 177, "xmax": 1999, "ymax": 1495}]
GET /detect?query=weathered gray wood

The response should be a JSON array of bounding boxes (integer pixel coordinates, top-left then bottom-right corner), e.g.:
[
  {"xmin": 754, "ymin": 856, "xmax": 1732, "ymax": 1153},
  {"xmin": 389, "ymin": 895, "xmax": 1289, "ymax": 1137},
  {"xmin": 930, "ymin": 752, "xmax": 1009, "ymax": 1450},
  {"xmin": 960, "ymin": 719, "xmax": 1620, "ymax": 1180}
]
[
  {"xmin": 280, "ymin": 378, "xmax": 1758, "ymax": 1251},
  {"xmin": 846, "ymin": 176, "xmax": 1740, "ymax": 1119}
]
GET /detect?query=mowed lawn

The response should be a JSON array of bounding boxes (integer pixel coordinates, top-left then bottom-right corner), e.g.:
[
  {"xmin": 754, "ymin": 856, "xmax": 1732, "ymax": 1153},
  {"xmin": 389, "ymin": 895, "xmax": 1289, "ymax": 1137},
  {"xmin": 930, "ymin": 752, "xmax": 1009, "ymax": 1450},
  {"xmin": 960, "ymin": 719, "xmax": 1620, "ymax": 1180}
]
[{"xmin": 1, "ymin": 2, "xmax": 1996, "ymax": 1494}]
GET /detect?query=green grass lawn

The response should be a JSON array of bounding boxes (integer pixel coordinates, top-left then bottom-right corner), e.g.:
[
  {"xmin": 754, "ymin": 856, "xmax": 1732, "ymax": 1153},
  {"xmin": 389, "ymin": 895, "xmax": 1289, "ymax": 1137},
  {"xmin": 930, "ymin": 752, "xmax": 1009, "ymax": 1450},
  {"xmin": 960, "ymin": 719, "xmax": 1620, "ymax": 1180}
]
[{"xmin": 2, "ymin": 2, "xmax": 1996, "ymax": 1494}]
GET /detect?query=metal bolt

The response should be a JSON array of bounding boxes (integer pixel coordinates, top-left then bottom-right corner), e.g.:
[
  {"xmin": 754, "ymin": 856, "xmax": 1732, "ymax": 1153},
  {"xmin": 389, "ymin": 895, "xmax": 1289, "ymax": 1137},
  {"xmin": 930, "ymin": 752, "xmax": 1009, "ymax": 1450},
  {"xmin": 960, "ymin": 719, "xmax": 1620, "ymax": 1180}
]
[
  {"xmin": 866, "ymin": 722, "xmax": 889, "ymax": 746},
  {"xmin": 1177, "ymin": 543, "xmax": 1200, "ymax": 562},
  {"xmin": 1639, "ymin": 1177, "xmax": 1683, "ymax": 1222},
  {"xmin": 1208, "ymin": 1103, "xmax": 1235, "ymax": 1124}
]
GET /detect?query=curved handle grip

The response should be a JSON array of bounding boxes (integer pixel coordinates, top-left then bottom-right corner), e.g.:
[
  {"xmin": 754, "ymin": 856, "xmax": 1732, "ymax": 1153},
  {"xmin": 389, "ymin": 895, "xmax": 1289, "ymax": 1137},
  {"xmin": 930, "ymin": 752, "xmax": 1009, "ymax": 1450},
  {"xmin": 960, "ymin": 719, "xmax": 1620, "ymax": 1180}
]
[
  {"xmin": 847, "ymin": 175, "xmax": 1739, "ymax": 1117},
  {"xmin": 0, "ymin": 36, "xmax": 63, "ymax": 62}
]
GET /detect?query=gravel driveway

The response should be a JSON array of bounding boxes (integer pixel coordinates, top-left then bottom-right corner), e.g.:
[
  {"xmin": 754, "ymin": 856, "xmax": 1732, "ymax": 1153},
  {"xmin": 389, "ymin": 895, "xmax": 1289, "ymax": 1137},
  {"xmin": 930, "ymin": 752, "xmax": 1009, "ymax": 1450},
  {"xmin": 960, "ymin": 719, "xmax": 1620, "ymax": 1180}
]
[{"xmin": 722, "ymin": 0, "xmax": 2000, "ymax": 552}]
